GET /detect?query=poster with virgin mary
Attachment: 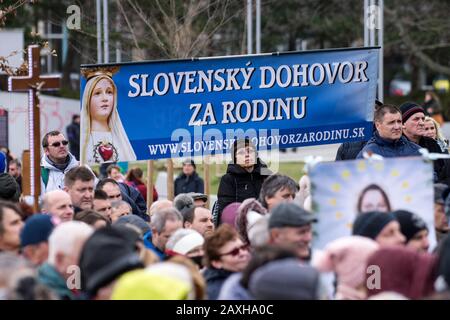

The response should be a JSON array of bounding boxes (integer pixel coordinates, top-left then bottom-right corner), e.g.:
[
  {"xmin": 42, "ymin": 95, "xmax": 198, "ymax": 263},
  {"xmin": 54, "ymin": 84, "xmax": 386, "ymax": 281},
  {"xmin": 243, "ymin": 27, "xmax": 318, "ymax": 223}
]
[
  {"xmin": 80, "ymin": 66, "xmax": 137, "ymax": 164},
  {"xmin": 309, "ymin": 157, "xmax": 436, "ymax": 251}
]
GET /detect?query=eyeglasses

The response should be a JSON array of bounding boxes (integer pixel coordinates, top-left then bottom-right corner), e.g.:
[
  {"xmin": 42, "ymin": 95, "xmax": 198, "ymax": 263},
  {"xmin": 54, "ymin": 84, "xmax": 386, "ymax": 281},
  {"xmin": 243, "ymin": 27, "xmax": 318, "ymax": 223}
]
[
  {"xmin": 49, "ymin": 140, "xmax": 69, "ymax": 148},
  {"xmin": 219, "ymin": 244, "xmax": 249, "ymax": 257},
  {"xmin": 236, "ymin": 148, "xmax": 255, "ymax": 156}
]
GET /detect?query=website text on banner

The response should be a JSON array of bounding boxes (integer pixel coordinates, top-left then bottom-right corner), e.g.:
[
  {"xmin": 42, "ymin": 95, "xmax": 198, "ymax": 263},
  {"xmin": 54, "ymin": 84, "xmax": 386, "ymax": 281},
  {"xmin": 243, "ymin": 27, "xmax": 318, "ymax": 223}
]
[{"xmin": 80, "ymin": 47, "xmax": 379, "ymax": 163}]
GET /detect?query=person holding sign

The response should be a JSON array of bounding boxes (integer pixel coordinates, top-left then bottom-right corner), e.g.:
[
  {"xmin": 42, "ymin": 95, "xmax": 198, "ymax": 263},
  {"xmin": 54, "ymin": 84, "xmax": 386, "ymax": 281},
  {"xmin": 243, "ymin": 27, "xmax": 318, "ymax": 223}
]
[{"xmin": 80, "ymin": 67, "xmax": 136, "ymax": 164}]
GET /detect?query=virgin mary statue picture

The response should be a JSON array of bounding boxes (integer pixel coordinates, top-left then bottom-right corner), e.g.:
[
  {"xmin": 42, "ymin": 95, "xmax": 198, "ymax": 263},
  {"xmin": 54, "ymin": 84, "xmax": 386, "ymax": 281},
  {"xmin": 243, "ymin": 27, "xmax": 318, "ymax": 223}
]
[{"xmin": 80, "ymin": 66, "xmax": 137, "ymax": 164}]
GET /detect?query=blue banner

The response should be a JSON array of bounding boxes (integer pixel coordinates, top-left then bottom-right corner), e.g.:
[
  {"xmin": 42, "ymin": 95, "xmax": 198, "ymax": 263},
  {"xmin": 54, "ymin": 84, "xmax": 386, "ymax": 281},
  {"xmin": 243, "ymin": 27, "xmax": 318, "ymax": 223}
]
[{"xmin": 80, "ymin": 47, "xmax": 379, "ymax": 163}]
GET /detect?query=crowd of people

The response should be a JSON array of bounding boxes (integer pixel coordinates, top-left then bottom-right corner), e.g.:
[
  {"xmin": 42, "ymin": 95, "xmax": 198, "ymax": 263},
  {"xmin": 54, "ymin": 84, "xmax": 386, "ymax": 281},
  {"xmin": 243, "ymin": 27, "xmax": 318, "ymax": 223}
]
[{"xmin": 0, "ymin": 99, "xmax": 450, "ymax": 300}]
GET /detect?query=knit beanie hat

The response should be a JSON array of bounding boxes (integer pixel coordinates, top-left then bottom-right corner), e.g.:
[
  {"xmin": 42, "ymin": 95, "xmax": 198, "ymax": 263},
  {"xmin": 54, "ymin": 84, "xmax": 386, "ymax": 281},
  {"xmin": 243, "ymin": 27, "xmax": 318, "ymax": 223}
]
[
  {"xmin": 313, "ymin": 236, "xmax": 379, "ymax": 290},
  {"xmin": 220, "ymin": 202, "xmax": 241, "ymax": 227},
  {"xmin": 20, "ymin": 214, "xmax": 55, "ymax": 248},
  {"xmin": 352, "ymin": 211, "xmax": 396, "ymax": 240},
  {"xmin": 249, "ymin": 258, "xmax": 320, "ymax": 300},
  {"xmin": 392, "ymin": 210, "xmax": 428, "ymax": 243},
  {"xmin": 400, "ymin": 102, "xmax": 425, "ymax": 124},
  {"xmin": 173, "ymin": 194, "xmax": 195, "ymax": 216},
  {"xmin": 79, "ymin": 226, "xmax": 144, "ymax": 296},
  {"xmin": 0, "ymin": 173, "xmax": 20, "ymax": 202},
  {"xmin": 165, "ymin": 228, "xmax": 204, "ymax": 256}
]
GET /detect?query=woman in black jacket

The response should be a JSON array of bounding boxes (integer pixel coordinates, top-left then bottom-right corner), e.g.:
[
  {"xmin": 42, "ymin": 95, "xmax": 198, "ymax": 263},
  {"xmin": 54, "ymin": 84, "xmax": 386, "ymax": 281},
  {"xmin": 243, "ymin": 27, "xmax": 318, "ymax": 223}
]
[{"xmin": 215, "ymin": 139, "xmax": 269, "ymax": 224}]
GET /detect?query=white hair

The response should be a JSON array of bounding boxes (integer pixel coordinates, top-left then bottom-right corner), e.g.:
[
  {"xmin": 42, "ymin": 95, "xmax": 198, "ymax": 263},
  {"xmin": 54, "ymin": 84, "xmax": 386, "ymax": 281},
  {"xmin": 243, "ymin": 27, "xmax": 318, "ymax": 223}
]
[
  {"xmin": 48, "ymin": 221, "xmax": 94, "ymax": 265},
  {"xmin": 248, "ymin": 215, "xmax": 270, "ymax": 247}
]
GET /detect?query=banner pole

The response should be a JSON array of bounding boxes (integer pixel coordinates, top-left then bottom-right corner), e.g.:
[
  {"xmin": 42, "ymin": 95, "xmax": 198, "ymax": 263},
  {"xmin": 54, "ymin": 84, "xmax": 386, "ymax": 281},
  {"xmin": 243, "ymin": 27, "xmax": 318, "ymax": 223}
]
[
  {"xmin": 167, "ymin": 159, "xmax": 174, "ymax": 200},
  {"xmin": 203, "ymin": 156, "xmax": 211, "ymax": 209},
  {"xmin": 146, "ymin": 160, "xmax": 154, "ymax": 215}
]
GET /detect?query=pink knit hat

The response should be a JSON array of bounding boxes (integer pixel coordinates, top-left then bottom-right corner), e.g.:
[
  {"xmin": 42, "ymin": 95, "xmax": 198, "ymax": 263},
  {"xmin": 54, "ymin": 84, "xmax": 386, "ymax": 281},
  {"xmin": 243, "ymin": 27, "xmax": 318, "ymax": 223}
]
[
  {"xmin": 220, "ymin": 202, "xmax": 241, "ymax": 228},
  {"xmin": 313, "ymin": 236, "xmax": 379, "ymax": 290}
]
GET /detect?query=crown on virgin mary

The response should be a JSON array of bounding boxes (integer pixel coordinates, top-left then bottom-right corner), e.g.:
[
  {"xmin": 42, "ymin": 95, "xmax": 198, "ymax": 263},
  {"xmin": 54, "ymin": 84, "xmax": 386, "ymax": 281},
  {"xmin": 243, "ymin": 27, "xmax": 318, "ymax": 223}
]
[{"xmin": 81, "ymin": 66, "xmax": 120, "ymax": 80}]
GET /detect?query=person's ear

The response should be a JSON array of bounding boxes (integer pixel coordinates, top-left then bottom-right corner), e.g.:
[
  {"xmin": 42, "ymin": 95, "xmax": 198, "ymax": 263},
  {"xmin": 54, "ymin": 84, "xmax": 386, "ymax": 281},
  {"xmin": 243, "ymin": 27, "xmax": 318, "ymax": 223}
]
[
  {"xmin": 374, "ymin": 121, "xmax": 381, "ymax": 132},
  {"xmin": 22, "ymin": 246, "xmax": 34, "ymax": 260},
  {"xmin": 63, "ymin": 186, "xmax": 69, "ymax": 193},
  {"xmin": 269, "ymin": 228, "xmax": 280, "ymax": 242},
  {"xmin": 54, "ymin": 252, "xmax": 67, "ymax": 274},
  {"xmin": 265, "ymin": 196, "xmax": 273, "ymax": 208}
]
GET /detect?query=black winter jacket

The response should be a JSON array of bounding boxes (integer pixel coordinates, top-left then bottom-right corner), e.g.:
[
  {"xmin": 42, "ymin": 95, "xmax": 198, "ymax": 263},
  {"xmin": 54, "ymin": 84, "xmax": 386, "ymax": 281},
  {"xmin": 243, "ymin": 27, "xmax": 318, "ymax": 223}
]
[
  {"xmin": 174, "ymin": 172, "xmax": 204, "ymax": 196},
  {"xmin": 216, "ymin": 159, "xmax": 269, "ymax": 219},
  {"xmin": 335, "ymin": 141, "xmax": 368, "ymax": 161}
]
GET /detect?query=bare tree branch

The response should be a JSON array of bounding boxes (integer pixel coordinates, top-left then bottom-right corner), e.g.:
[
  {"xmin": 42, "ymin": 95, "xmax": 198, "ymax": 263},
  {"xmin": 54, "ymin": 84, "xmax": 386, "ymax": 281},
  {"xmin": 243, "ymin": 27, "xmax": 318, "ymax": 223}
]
[
  {"xmin": 116, "ymin": 0, "xmax": 144, "ymax": 59},
  {"xmin": 385, "ymin": 6, "xmax": 450, "ymax": 76}
]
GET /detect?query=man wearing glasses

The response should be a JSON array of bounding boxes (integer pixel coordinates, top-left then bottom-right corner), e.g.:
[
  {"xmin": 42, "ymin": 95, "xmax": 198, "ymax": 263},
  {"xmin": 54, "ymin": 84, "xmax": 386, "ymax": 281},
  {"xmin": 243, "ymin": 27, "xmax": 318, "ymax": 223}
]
[{"xmin": 41, "ymin": 130, "xmax": 79, "ymax": 194}]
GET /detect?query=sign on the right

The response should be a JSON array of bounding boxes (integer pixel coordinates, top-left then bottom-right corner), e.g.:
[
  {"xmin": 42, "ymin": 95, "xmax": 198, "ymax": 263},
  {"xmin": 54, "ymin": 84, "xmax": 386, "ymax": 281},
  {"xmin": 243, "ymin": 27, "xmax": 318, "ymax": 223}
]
[{"xmin": 310, "ymin": 157, "xmax": 436, "ymax": 250}]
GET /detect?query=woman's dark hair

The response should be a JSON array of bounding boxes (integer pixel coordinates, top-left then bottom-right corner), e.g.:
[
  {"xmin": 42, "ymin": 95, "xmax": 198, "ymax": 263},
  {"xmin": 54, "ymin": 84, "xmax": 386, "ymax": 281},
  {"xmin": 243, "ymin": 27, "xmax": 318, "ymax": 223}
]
[
  {"xmin": 357, "ymin": 184, "xmax": 391, "ymax": 214},
  {"xmin": 74, "ymin": 209, "xmax": 110, "ymax": 226},
  {"xmin": 203, "ymin": 224, "xmax": 239, "ymax": 267},
  {"xmin": 0, "ymin": 201, "xmax": 23, "ymax": 236},
  {"xmin": 126, "ymin": 167, "xmax": 145, "ymax": 185},
  {"xmin": 240, "ymin": 244, "xmax": 297, "ymax": 289}
]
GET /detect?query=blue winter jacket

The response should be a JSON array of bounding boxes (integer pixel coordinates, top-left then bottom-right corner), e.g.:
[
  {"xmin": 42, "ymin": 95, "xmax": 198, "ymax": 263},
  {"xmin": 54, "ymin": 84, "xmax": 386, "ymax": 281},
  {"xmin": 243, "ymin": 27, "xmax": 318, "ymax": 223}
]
[{"xmin": 356, "ymin": 132, "xmax": 421, "ymax": 159}]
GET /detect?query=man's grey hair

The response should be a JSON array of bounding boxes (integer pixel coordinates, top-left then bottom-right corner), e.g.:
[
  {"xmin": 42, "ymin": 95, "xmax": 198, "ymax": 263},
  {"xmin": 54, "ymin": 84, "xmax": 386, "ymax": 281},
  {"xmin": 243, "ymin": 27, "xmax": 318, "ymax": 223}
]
[
  {"xmin": 259, "ymin": 174, "xmax": 298, "ymax": 208},
  {"xmin": 150, "ymin": 207, "xmax": 182, "ymax": 234},
  {"xmin": 111, "ymin": 200, "xmax": 132, "ymax": 211},
  {"xmin": 173, "ymin": 193, "xmax": 195, "ymax": 215}
]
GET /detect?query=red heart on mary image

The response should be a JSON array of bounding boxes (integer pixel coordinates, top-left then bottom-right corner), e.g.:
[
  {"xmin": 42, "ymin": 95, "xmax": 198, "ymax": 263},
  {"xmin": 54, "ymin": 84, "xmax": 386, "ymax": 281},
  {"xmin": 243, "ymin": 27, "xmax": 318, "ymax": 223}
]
[{"xmin": 99, "ymin": 144, "xmax": 113, "ymax": 161}]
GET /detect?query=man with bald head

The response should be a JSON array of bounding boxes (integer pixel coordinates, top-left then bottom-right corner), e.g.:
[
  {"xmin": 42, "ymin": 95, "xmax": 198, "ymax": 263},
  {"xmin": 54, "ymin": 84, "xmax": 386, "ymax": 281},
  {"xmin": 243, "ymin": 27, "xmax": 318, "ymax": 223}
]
[{"xmin": 41, "ymin": 190, "xmax": 74, "ymax": 222}]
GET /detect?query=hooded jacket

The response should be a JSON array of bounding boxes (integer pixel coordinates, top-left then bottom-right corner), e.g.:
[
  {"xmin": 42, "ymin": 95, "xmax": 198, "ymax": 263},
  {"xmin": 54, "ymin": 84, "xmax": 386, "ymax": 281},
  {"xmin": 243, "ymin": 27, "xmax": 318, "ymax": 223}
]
[
  {"xmin": 118, "ymin": 182, "xmax": 149, "ymax": 221},
  {"xmin": 356, "ymin": 132, "xmax": 421, "ymax": 159},
  {"xmin": 216, "ymin": 159, "xmax": 268, "ymax": 219},
  {"xmin": 38, "ymin": 263, "xmax": 79, "ymax": 300},
  {"xmin": 40, "ymin": 153, "xmax": 79, "ymax": 194}
]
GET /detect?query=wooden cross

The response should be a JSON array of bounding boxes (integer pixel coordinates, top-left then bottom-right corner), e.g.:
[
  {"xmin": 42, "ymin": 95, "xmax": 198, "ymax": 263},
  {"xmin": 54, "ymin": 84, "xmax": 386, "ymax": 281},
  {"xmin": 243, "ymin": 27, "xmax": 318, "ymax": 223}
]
[{"xmin": 8, "ymin": 45, "xmax": 60, "ymax": 210}]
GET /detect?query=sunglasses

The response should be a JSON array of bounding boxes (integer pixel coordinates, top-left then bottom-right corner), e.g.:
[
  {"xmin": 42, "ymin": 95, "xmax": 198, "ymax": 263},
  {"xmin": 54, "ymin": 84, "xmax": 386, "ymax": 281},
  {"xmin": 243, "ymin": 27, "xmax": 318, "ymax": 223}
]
[
  {"xmin": 49, "ymin": 140, "xmax": 69, "ymax": 148},
  {"xmin": 219, "ymin": 244, "xmax": 249, "ymax": 257}
]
